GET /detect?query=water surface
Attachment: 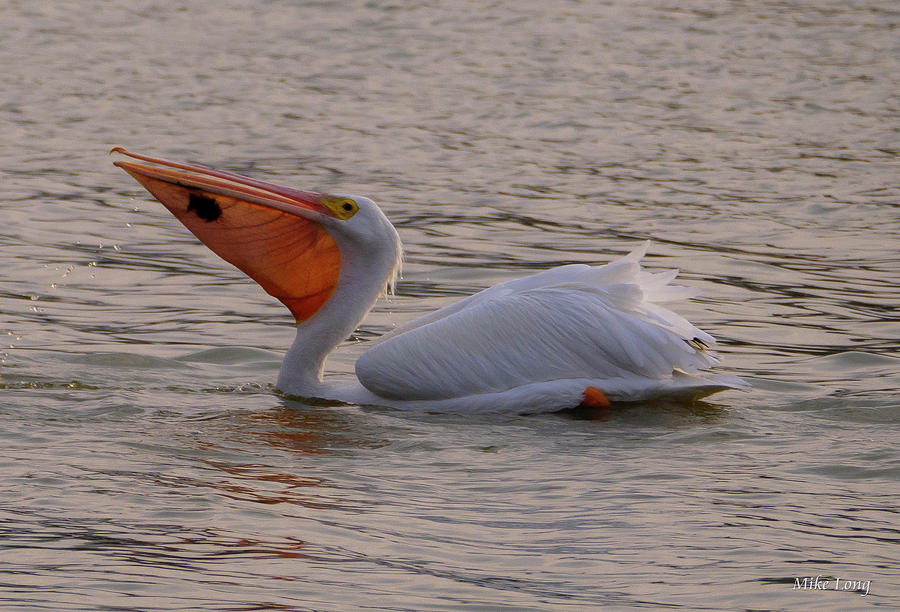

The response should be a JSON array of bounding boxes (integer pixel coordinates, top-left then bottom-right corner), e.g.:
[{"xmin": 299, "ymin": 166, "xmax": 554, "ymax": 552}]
[{"xmin": 2, "ymin": 0, "xmax": 899, "ymax": 609}]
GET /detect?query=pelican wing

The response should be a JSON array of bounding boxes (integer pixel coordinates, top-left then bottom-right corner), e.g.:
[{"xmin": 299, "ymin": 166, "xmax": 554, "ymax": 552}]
[{"xmin": 356, "ymin": 243, "xmax": 722, "ymax": 401}]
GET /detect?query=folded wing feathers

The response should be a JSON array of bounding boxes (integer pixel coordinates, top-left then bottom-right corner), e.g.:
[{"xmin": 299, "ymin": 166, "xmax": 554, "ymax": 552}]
[{"xmin": 356, "ymin": 243, "xmax": 722, "ymax": 400}]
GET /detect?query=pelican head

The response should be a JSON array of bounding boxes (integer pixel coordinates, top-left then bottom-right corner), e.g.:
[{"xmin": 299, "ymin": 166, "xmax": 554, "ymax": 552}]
[{"xmin": 111, "ymin": 147, "xmax": 401, "ymax": 324}]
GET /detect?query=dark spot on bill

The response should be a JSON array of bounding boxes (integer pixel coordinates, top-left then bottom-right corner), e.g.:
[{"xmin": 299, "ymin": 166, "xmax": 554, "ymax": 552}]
[{"xmin": 187, "ymin": 192, "xmax": 222, "ymax": 222}]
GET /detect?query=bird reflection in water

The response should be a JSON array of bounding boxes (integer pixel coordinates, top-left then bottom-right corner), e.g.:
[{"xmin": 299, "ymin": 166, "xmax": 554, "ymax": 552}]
[
  {"xmin": 562, "ymin": 397, "xmax": 728, "ymax": 422},
  {"xmin": 188, "ymin": 403, "xmax": 380, "ymax": 511}
]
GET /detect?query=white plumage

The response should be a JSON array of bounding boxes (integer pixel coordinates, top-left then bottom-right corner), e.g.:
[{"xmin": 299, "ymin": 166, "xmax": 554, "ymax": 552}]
[{"xmin": 354, "ymin": 242, "xmax": 743, "ymax": 408}]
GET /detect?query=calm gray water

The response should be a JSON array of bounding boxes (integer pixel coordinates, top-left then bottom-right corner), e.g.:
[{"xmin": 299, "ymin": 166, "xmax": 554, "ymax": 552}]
[{"xmin": 2, "ymin": 0, "xmax": 899, "ymax": 609}]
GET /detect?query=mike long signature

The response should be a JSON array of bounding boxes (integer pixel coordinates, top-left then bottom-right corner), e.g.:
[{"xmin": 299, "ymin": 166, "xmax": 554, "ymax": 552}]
[{"xmin": 793, "ymin": 575, "xmax": 871, "ymax": 596}]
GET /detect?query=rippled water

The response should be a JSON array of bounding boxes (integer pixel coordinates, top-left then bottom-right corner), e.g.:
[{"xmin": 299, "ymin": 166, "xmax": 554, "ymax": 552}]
[{"xmin": 3, "ymin": 0, "xmax": 899, "ymax": 609}]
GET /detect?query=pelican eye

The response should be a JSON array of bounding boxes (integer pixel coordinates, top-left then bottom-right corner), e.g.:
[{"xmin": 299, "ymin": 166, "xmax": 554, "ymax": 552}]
[{"xmin": 322, "ymin": 196, "xmax": 359, "ymax": 219}]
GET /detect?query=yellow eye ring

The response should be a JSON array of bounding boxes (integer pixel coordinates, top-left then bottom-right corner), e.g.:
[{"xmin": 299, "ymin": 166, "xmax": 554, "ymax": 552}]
[{"xmin": 322, "ymin": 196, "xmax": 359, "ymax": 219}]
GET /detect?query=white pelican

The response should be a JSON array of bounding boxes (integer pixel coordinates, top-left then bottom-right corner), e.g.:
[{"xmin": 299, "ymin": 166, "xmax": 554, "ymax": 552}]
[{"xmin": 112, "ymin": 148, "xmax": 745, "ymax": 413}]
